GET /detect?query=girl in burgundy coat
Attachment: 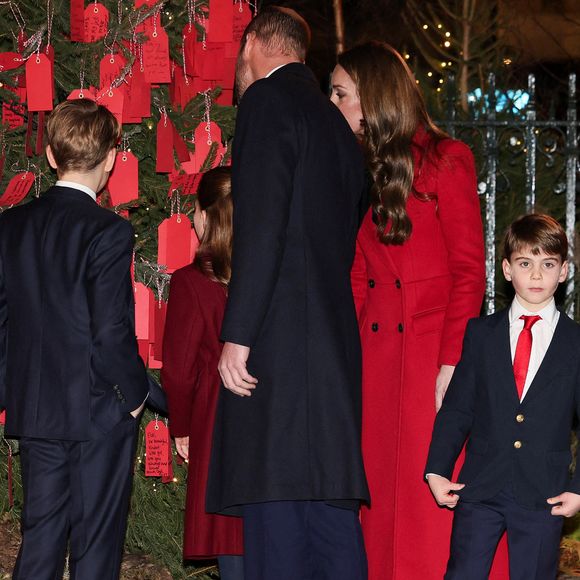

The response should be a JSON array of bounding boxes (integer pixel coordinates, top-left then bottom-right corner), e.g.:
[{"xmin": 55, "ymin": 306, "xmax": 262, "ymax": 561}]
[
  {"xmin": 331, "ymin": 42, "xmax": 509, "ymax": 579},
  {"xmin": 162, "ymin": 167, "xmax": 243, "ymax": 579}
]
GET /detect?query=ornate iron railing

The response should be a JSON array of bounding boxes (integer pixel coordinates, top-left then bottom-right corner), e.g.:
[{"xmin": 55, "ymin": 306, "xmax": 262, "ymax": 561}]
[{"xmin": 438, "ymin": 73, "xmax": 579, "ymax": 316}]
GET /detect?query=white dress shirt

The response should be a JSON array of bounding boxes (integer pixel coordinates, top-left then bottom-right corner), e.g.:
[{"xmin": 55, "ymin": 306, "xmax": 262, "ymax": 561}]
[
  {"xmin": 509, "ymin": 296, "xmax": 559, "ymax": 401},
  {"xmin": 55, "ymin": 180, "xmax": 97, "ymax": 202}
]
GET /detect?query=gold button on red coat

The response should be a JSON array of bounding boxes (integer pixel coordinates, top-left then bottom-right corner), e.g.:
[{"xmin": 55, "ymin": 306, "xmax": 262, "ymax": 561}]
[
  {"xmin": 516, "ymin": 414, "xmax": 524, "ymax": 423},
  {"xmin": 514, "ymin": 440, "xmax": 522, "ymax": 449}
]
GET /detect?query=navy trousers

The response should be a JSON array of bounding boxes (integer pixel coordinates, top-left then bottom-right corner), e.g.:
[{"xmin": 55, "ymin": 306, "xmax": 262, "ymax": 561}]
[
  {"xmin": 242, "ymin": 500, "xmax": 367, "ymax": 580},
  {"xmin": 446, "ymin": 488, "xmax": 563, "ymax": 580},
  {"xmin": 12, "ymin": 414, "xmax": 139, "ymax": 580}
]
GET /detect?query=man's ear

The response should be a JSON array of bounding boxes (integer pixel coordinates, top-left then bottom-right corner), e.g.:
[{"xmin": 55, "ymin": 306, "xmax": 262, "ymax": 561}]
[
  {"xmin": 559, "ymin": 260, "xmax": 569, "ymax": 283},
  {"xmin": 243, "ymin": 31, "xmax": 256, "ymax": 58},
  {"xmin": 104, "ymin": 148, "xmax": 116, "ymax": 173},
  {"xmin": 45, "ymin": 145, "xmax": 58, "ymax": 170}
]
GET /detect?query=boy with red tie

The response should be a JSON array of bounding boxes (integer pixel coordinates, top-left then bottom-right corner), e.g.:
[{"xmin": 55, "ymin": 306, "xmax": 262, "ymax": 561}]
[{"xmin": 425, "ymin": 213, "xmax": 580, "ymax": 579}]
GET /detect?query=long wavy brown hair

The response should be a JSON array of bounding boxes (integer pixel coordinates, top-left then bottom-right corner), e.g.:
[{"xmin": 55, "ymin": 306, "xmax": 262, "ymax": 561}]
[
  {"xmin": 337, "ymin": 41, "xmax": 448, "ymax": 245},
  {"xmin": 193, "ymin": 166, "xmax": 233, "ymax": 286}
]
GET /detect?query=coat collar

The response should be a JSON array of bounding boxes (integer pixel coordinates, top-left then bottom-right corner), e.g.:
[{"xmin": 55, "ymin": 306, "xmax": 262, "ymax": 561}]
[
  {"xmin": 43, "ymin": 185, "xmax": 98, "ymax": 204},
  {"xmin": 268, "ymin": 62, "xmax": 317, "ymax": 84},
  {"xmin": 490, "ymin": 307, "xmax": 577, "ymax": 406}
]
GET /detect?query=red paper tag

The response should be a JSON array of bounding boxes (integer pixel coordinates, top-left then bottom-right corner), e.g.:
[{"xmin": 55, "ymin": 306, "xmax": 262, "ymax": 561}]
[
  {"xmin": 172, "ymin": 125, "xmax": 190, "ymax": 163},
  {"xmin": 0, "ymin": 410, "xmax": 5, "ymax": 425},
  {"xmin": 157, "ymin": 214, "xmax": 192, "ymax": 272},
  {"xmin": 107, "ymin": 151, "xmax": 139, "ymax": 205},
  {"xmin": 97, "ymin": 88, "xmax": 124, "ymax": 124},
  {"xmin": 0, "ymin": 172, "xmax": 34, "ymax": 206},
  {"xmin": 152, "ymin": 300, "xmax": 167, "ymax": 361},
  {"xmin": 100, "ymin": 53, "xmax": 127, "ymax": 92},
  {"xmin": 169, "ymin": 172, "xmax": 202, "ymax": 196},
  {"xmin": 84, "ymin": 3, "xmax": 109, "ymax": 43},
  {"xmin": 201, "ymin": 42, "xmax": 226, "ymax": 81},
  {"xmin": 145, "ymin": 419, "xmax": 172, "ymax": 478},
  {"xmin": 156, "ymin": 117, "xmax": 174, "ymax": 173},
  {"xmin": 142, "ymin": 27, "xmax": 171, "ymax": 84},
  {"xmin": 208, "ymin": 0, "xmax": 234, "ymax": 43},
  {"xmin": 25, "ymin": 54, "xmax": 53, "ymax": 111},
  {"xmin": 193, "ymin": 121, "xmax": 222, "ymax": 172},
  {"xmin": 233, "ymin": 1, "xmax": 253, "ymax": 42},
  {"xmin": 147, "ymin": 343, "xmax": 162, "ymax": 369},
  {"xmin": 124, "ymin": 61, "xmax": 151, "ymax": 120},
  {"xmin": 0, "ymin": 52, "xmax": 24, "ymax": 72},
  {"xmin": 70, "ymin": 0, "xmax": 85, "ymax": 41},
  {"xmin": 134, "ymin": 282, "xmax": 155, "ymax": 340},
  {"xmin": 2, "ymin": 101, "xmax": 25, "ymax": 129},
  {"xmin": 67, "ymin": 86, "xmax": 97, "ymax": 101}
]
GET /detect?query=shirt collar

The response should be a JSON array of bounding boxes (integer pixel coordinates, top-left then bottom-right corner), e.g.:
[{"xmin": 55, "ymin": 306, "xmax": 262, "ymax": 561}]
[
  {"xmin": 55, "ymin": 180, "xmax": 97, "ymax": 202},
  {"xmin": 509, "ymin": 296, "xmax": 558, "ymax": 328}
]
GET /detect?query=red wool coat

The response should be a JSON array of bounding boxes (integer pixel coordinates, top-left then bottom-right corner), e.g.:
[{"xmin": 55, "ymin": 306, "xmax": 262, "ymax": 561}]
[
  {"xmin": 161, "ymin": 265, "xmax": 243, "ymax": 559},
  {"xmin": 352, "ymin": 131, "xmax": 509, "ymax": 579}
]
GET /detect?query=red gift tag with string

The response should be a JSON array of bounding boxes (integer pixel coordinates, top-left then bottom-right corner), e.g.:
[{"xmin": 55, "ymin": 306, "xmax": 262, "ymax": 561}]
[
  {"xmin": 26, "ymin": 54, "xmax": 53, "ymax": 111},
  {"xmin": 157, "ymin": 214, "xmax": 192, "ymax": 272},
  {"xmin": 70, "ymin": 0, "xmax": 85, "ymax": 41},
  {"xmin": 143, "ymin": 27, "xmax": 171, "ymax": 84},
  {"xmin": 107, "ymin": 151, "xmax": 139, "ymax": 205},
  {"xmin": 172, "ymin": 124, "xmax": 190, "ymax": 163},
  {"xmin": 67, "ymin": 86, "xmax": 97, "ymax": 101},
  {"xmin": 0, "ymin": 172, "xmax": 34, "ymax": 207},
  {"xmin": 193, "ymin": 121, "xmax": 222, "ymax": 172},
  {"xmin": 233, "ymin": 0, "xmax": 253, "ymax": 41},
  {"xmin": 2, "ymin": 101, "xmax": 25, "ymax": 129},
  {"xmin": 100, "ymin": 53, "xmax": 127, "ymax": 93},
  {"xmin": 0, "ymin": 53, "xmax": 24, "ymax": 72},
  {"xmin": 201, "ymin": 43, "xmax": 226, "ymax": 81},
  {"xmin": 156, "ymin": 116, "xmax": 174, "ymax": 173},
  {"xmin": 97, "ymin": 88, "xmax": 124, "ymax": 124},
  {"xmin": 169, "ymin": 172, "xmax": 202, "ymax": 196},
  {"xmin": 145, "ymin": 418, "xmax": 172, "ymax": 478},
  {"xmin": 134, "ymin": 282, "xmax": 155, "ymax": 341},
  {"xmin": 208, "ymin": 0, "xmax": 234, "ymax": 42},
  {"xmin": 84, "ymin": 3, "xmax": 109, "ymax": 43}
]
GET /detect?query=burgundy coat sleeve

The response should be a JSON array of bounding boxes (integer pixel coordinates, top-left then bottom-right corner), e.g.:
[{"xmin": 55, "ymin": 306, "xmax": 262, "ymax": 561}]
[
  {"xmin": 435, "ymin": 140, "xmax": 486, "ymax": 366},
  {"xmin": 161, "ymin": 268, "xmax": 205, "ymax": 438}
]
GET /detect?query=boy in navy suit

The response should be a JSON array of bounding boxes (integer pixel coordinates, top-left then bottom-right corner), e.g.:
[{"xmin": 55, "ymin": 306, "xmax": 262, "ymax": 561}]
[
  {"xmin": 425, "ymin": 213, "xmax": 580, "ymax": 579},
  {"xmin": 0, "ymin": 100, "xmax": 149, "ymax": 579}
]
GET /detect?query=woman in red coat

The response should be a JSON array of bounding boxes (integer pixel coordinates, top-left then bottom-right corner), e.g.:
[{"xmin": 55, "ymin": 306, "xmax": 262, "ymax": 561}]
[
  {"xmin": 161, "ymin": 167, "xmax": 243, "ymax": 579},
  {"xmin": 331, "ymin": 42, "xmax": 509, "ymax": 579}
]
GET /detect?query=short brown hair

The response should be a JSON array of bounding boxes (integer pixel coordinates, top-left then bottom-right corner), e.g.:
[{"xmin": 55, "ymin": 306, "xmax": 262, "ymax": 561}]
[
  {"xmin": 46, "ymin": 99, "xmax": 120, "ymax": 174},
  {"xmin": 194, "ymin": 167, "xmax": 233, "ymax": 286},
  {"xmin": 242, "ymin": 6, "xmax": 311, "ymax": 61},
  {"xmin": 503, "ymin": 213, "xmax": 568, "ymax": 262}
]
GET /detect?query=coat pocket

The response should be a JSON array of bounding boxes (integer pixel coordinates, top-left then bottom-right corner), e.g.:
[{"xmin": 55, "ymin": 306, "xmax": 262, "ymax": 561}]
[{"xmin": 412, "ymin": 306, "xmax": 446, "ymax": 336}]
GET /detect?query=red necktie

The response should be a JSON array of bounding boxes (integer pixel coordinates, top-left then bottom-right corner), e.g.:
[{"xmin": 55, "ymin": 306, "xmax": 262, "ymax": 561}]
[{"xmin": 513, "ymin": 315, "xmax": 541, "ymax": 399}]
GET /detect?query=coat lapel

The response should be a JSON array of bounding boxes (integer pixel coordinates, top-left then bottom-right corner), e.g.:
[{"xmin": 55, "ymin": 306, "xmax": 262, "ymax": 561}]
[
  {"xmin": 522, "ymin": 311, "xmax": 576, "ymax": 406},
  {"xmin": 489, "ymin": 309, "xmax": 521, "ymax": 405}
]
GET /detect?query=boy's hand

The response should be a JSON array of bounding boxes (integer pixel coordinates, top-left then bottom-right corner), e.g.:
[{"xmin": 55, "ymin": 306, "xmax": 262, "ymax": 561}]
[
  {"xmin": 427, "ymin": 474, "xmax": 465, "ymax": 508},
  {"xmin": 547, "ymin": 492, "xmax": 580, "ymax": 517}
]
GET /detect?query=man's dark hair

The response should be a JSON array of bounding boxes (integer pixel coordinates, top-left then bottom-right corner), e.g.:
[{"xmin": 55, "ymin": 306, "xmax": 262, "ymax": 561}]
[
  {"xmin": 503, "ymin": 213, "xmax": 568, "ymax": 262},
  {"xmin": 242, "ymin": 6, "xmax": 311, "ymax": 61}
]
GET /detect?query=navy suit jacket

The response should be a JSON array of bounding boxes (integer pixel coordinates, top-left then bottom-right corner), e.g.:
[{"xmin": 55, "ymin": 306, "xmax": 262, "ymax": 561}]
[
  {"xmin": 426, "ymin": 308, "xmax": 580, "ymax": 510},
  {"xmin": 0, "ymin": 185, "xmax": 149, "ymax": 440}
]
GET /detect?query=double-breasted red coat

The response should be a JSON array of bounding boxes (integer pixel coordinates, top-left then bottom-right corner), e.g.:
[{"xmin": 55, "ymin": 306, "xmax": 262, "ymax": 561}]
[
  {"xmin": 352, "ymin": 129, "xmax": 508, "ymax": 579},
  {"xmin": 161, "ymin": 265, "xmax": 243, "ymax": 559}
]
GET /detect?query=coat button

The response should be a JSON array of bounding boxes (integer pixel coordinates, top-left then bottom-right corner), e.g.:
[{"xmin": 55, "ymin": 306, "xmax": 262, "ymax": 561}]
[
  {"xmin": 369, "ymin": 279, "xmax": 375, "ymax": 288},
  {"xmin": 395, "ymin": 279, "xmax": 401, "ymax": 289},
  {"xmin": 371, "ymin": 322, "xmax": 379, "ymax": 332},
  {"xmin": 516, "ymin": 414, "xmax": 524, "ymax": 423},
  {"xmin": 398, "ymin": 323, "xmax": 404, "ymax": 332},
  {"xmin": 514, "ymin": 440, "xmax": 522, "ymax": 449}
]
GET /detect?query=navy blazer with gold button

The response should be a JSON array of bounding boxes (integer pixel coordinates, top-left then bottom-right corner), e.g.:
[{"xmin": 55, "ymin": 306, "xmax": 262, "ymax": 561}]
[{"xmin": 425, "ymin": 307, "xmax": 580, "ymax": 510}]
